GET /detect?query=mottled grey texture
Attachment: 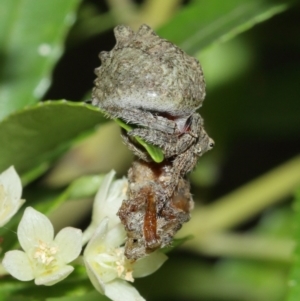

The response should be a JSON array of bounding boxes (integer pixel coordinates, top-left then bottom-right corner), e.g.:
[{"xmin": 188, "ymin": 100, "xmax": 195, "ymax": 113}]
[
  {"xmin": 92, "ymin": 24, "xmax": 206, "ymax": 117},
  {"xmin": 121, "ymin": 113, "xmax": 214, "ymax": 198},
  {"xmin": 118, "ymin": 160, "xmax": 193, "ymax": 260},
  {"xmin": 91, "ymin": 24, "xmax": 214, "ymax": 260}
]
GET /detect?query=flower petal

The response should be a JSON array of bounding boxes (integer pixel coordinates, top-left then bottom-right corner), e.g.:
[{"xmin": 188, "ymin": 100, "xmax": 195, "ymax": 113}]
[
  {"xmin": 2, "ymin": 250, "xmax": 34, "ymax": 281},
  {"xmin": 55, "ymin": 227, "xmax": 82, "ymax": 263},
  {"xmin": 108, "ymin": 177, "xmax": 128, "ymax": 206},
  {"xmin": 93, "ymin": 170, "xmax": 116, "ymax": 210},
  {"xmin": 93, "ymin": 171, "xmax": 126, "ymax": 228},
  {"xmin": 35, "ymin": 265, "xmax": 74, "ymax": 286},
  {"xmin": 103, "ymin": 223, "xmax": 126, "ymax": 248},
  {"xmin": 82, "ymin": 223, "xmax": 96, "ymax": 246},
  {"xmin": 82, "ymin": 171, "xmax": 119, "ymax": 245},
  {"xmin": 0, "ymin": 166, "xmax": 22, "ymax": 201},
  {"xmin": 0, "ymin": 166, "xmax": 25, "ymax": 227},
  {"xmin": 105, "ymin": 279, "xmax": 145, "ymax": 301},
  {"xmin": 0, "ymin": 197, "xmax": 25, "ymax": 227},
  {"xmin": 133, "ymin": 251, "xmax": 168, "ymax": 278},
  {"xmin": 83, "ymin": 171, "xmax": 128, "ymax": 245},
  {"xmin": 18, "ymin": 207, "xmax": 54, "ymax": 252},
  {"xmin": 84, "ymin": 258, "xmax": 105, "ymax": 294},
  {"xmin": 84, "ymin": 218, "xmax": 109, "ymax": 257}
]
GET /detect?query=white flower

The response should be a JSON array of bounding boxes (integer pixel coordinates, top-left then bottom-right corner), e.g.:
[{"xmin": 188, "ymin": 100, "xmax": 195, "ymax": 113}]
[
  {"xmin": 84, "ymin": 218, "xmax": 167, "ymax": 301},
  {"xmin": 2, "ymin": 207, "xmax": 82, "ymax": 286},
  {"xmin": 82, "ymin": 170, "xmax": 128, "ymax": 245},
  {"xmin": 0, "ymin": 166, "xmax": 25, "ymax": 227}
]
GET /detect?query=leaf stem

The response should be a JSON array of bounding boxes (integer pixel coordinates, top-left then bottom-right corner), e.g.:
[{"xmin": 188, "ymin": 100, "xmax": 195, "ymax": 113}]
[
  {"xmin": 137, "ymin": 0, "xmax": 181, "ymax": 29},
  {"xmin": 182, "ymin": 232, "xmax": 294, "ymax": 263},
  {"xmin": 106, "ymin": 0, "xmax": 137, "ymax": 25},
  {"xmin": 181, "ymin": 155, "xmax": 300, "ymax": 234}
]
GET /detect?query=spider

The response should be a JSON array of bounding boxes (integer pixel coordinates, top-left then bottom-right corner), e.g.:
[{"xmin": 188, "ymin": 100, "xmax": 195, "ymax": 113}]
[
  {"xmin": 118, "ymin": 160, "xmax": 193, "ymax": 260},
  {"xmin": 91, "ymin": 24, "xmax": 214, "ymax": 259},
  {"xmin": 120, "ymin": 112, "xmax": 214, "ymax": 197},
  {"xmin": 92, "ymin": 24, "xmax": 214, "ymax": 196}
]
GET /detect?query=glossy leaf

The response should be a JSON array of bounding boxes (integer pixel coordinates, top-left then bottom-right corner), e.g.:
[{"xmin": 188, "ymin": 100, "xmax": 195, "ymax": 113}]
[
  {"xmin": 36, "ymin": 174, "xmax": 105, "ymax": 215},
  {"xmin": 0, "ymin": 101, "xmax": 105, "ymax": 180},
  {"xmin": 158, "ymin": 0, "xmax": 291, "ymax": 54},
  {"xmin": 114, "ymin": 118, "xmax": 164, "ymax": 163},
  {"xmin": 162, "ymin": 235, "xmax": 193, "ymax": 254},
  {"xmin": 0, "ymin": 0, "xmax": 80, "ymax": 121},
  {"xmin": 0, "ymin": 267, "xmax": 95, "ymax": 301}
]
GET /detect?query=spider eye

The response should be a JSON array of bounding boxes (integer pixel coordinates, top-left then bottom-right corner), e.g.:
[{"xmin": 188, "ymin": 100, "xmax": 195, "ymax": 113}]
[{"xmin": 208, "ymin": 139, "xmax": 215, "ymax": 149}]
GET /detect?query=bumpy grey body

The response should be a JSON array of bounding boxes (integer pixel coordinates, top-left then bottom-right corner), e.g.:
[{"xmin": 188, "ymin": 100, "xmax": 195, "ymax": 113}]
[
  {"xmin": 92, "ymin": 24, "xmax": 206, "ymax": 117},
  {"xmin": 91, "ymin": 24, "xmax": 214, "ymax": 260}
]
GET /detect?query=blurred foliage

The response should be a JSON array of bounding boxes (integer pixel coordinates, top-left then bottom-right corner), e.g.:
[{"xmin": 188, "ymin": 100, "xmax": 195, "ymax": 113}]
[
  {"xmin": 286, "ymin": 188, "xmax": 300, "ymax": 301},
  {"xmin": 0, "ymin": 101, "xmax": 105, "ymax": 184},
  {"xmin": 0, "ymin": 0, "xmax": 80, "ymax": 120},
  {"xmin": 0, "ymin": 0, "xmax": 300, "ymax": 301}
]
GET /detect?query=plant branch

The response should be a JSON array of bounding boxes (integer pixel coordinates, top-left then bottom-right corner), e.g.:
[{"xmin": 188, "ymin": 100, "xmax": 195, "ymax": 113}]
[
  {"xmin": 106, "ymin": 0, "xmax": 138, "ymax": 25},
  {"xmin": 136, "ymin": 0, "xmax": 181, "ymax": 29},
  {"xmin": 180, "ymin": 155, "xmax": 300, "ymax": 235},
  {"xmin": 181, "ymin": 232, "xmax": 294, "ymax": 263}
]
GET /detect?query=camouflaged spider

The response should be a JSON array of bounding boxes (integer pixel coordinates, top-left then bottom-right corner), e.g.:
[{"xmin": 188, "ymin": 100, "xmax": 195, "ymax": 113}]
[
  {"xmin": 92, "ymin": 24, "xmax": 214, "ymax": 196},
  {"xmin": 91, "ymin": 24, "xmax": 214, "ymax": 259},
  {"xmin": 118, "ymin": 160, "xmax": 193, "ymax": 260},
  {"xmin": 120, "ymin": 113, "xmax": 214, "ymax": 197}
]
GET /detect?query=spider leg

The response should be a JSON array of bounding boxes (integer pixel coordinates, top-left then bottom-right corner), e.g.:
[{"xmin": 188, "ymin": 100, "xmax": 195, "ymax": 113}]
[
  {"xmin": 96, "ymin": 104, "xmax": 178, "ymax": 134},
  {"xmin": 121, "ymin": 131, "xmax": 152, "ymax": 162}
]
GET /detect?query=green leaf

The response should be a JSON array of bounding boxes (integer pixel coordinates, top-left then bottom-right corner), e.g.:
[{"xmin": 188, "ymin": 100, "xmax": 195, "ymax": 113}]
[
  {"xmin": 214, "ymin": 259, "xmax": 287, "ymax": 301},
  {"xmin": 34, "ymin": 174, "xmax": 105, "ymax": 216},
  {"xmin": 0, "ymin": 266, "xmax": 95, "ymax": 301},
  {"xmin": 40, "ymin": 174, "xmax": 105, "ymax": 215},
  {"xmin": 0, "ymin": 101, "xmax": 106, "ymax": 182},
  {"xmin": 114, "ymin": 118, "xmax": 164, "ymax": 163},
  {"xmin": 136, "ymin": 256, "xmax": 286, "ymax": 301},
  {"xmin": 162, "ymin": 235, "xmax": 193, "ymax": 254},
  {"xmin": 64, "ymin": 174, "xmax": 105, "ymax": 200},
  {"xmin": 0, "ymin": 0, "xmax": 80, "ymax": 121},
  {"xmin": 47, "ymin": 290, "xmax": 106, "ymax": 301},
  {"xmin": 158, "ymin": 0, "xmax": 291, "ymax": 54},
  {"xmin": 285, "ymin": 188, "xmax": 300, "ymax": 301},
  {"xmin": 67, "ymin": 3, "xmax": 115, "ymax": 48}
]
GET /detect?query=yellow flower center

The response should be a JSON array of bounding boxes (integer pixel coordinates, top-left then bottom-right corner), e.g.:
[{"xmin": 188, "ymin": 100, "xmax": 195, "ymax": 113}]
[
  {"xmin": 114, "ymin": 248, "xmax": 134, "ymax": 282},
  {"xmin": 33, "ymin": 241, "xmax": 58, "ymax": 266},
  {"xmin": 95, "ymin": 246, "xmax": 134, "ymax": 283}
]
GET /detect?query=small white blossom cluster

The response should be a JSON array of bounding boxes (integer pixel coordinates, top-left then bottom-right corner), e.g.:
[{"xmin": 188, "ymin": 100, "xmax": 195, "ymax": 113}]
[
  {"xmin": 0, "ymin": 166, "xmax": 25, "ymax": 227},
  {"xmin": 0, "ymin": 167, "xmax": 167, "ymax": 301},
  {"xmin": 2, "ymin": 207, "xmax": 82, "ymax": 286},
  {"xmin": 82, "ymin": 170, "xmax": 167, "ymax": 301}
]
